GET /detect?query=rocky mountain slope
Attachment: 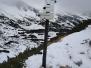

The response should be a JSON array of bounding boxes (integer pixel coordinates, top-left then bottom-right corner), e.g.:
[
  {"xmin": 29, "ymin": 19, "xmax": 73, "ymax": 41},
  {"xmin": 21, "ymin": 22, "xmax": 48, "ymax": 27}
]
[{"xmin": 0, "ymin": 0, "xmax": 90, "ymax": 64}]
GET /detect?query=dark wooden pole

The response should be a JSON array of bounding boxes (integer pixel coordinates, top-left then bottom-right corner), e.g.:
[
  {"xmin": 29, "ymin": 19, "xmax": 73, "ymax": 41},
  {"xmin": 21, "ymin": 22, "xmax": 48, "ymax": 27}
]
[{"xmin": 42, "ymin": 19, "xmax": 49, "ymax": 68}]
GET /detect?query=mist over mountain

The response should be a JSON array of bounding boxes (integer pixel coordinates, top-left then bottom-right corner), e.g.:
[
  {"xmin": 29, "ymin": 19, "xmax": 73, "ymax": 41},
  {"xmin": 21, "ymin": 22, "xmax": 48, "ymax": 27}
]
[
  {"xmin": 58, "ymin": 0, "xmax": 91, "ymax": 16},
  {"xmin": 22, "ymin": 0, "xmax": 91, "ymax": 17}
]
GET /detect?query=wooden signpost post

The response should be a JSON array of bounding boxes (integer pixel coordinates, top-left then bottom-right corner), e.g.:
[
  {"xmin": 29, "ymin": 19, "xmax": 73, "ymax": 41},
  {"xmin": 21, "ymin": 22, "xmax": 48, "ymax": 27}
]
[{"xmin": 40, "ymin": 0, "xmax": 57, "ymax": 68}]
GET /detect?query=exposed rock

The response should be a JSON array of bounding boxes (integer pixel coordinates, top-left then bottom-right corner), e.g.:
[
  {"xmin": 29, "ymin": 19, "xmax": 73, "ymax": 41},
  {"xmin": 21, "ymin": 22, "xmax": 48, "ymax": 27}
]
[{"xmin": 74, "ymin": 60, "xmax": 82, "ymax": 67}]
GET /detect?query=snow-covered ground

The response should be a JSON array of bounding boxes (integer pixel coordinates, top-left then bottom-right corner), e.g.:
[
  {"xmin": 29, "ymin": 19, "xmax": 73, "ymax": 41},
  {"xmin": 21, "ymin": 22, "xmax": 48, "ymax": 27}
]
[
  {"xmin": 24, "ymin": 25, "xmax": 91, "ymax": 68},
  {"xmin": 0, "ymin": 0, "xmax": 90, "ymax": 67},
  {"xmin": 0, "ymin": 21, "xmax": 39, "ymax": 63},
  {"xmin": 19, "ymin": 24, "xmax": 44, "ymax": 30}
]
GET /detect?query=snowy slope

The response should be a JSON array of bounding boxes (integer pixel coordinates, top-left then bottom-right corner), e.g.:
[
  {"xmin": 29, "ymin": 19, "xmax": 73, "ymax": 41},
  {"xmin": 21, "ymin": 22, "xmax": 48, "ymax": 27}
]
[
  {"xmin": 0, "ymin": 17, "xmax": 39, "ymax": 63},
  {"xmin": 0, "ymin": 0, "xmax": 39, "ymax": 20},
  {"xmin": 0, "ymin": 0, "xmax": 88, "ymax": 30},
  {"xmin": 0, "ymin": 0, "xmax": 90, "ymax": 65},
  {"xmin": 24, "ymin": 25, "xmax": 91, "ymax": 68},
  {"xmin": 0, "ymin": 0, "xmax": 88, "ymax": 20}
]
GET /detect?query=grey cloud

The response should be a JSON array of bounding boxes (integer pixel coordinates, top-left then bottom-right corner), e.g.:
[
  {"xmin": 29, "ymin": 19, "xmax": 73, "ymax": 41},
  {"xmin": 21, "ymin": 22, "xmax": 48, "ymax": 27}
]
[{"xmin": 58, "ymin": 0, "xmax": 91, "ymax": 14}]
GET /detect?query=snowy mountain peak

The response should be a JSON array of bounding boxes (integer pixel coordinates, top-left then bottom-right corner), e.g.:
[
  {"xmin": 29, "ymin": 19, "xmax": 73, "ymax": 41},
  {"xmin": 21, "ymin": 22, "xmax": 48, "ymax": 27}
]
[
  {"xmin": 0, "ymin": 0, "xmax": 88, "ymax": 20},
  {"xmin": 0, "ymin": 0, "xmax": 39, "ymax": 20}
]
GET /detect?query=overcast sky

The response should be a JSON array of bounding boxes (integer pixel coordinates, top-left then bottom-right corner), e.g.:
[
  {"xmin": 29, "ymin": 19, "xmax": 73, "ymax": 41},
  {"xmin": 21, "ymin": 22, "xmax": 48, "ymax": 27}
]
[
  {"xmin": 57, "ymin": 0, "xmax": 91, "ymax": 14},
  {"xmin": 0, "ymin": 0, "xmax": 91, "ymax": 15},
  {"xmin": 23, "ymin": 0, "xmax": 91, "ymax": 15}
]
